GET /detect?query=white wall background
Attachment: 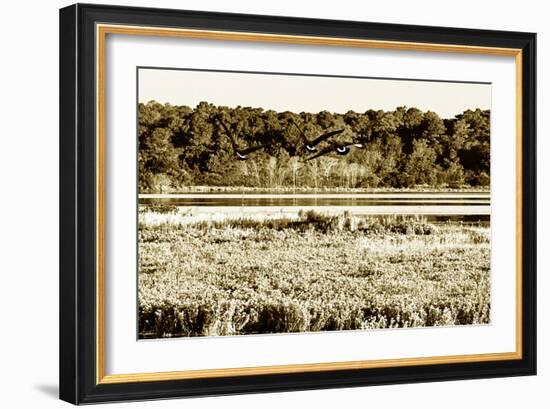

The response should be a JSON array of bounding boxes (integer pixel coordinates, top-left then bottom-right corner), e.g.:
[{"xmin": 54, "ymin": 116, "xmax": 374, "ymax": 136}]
[{"xmin": 0, "ymin": 0, "xmax": 546, "ymax": 407}]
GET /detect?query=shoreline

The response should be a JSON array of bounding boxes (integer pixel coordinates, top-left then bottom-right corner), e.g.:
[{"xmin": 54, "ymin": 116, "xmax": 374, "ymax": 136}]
[
  {"xmin": 140, "ymin": 186, "xmax": 490, "ymax": 195},
  {"xmin": 139, "ymin": 192, "xmax": 490, "ymax": 199}
]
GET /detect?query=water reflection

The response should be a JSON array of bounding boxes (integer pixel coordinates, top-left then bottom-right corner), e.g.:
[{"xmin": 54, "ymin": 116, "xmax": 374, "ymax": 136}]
[{"xmin": 139, "ymin": 197, "xmax": 489, "ymax": 207}]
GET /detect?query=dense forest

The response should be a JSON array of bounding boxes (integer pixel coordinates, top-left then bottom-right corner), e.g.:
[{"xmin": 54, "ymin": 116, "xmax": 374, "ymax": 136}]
[{"xmin": 138, "ymin": 101, "xmax": 490, "ymax": 192}]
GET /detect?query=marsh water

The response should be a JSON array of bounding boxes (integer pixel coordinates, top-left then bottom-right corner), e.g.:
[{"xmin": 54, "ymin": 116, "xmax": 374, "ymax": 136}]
[{"xmin": 139, "ymin": 192, "xmax": 490, "ymax": 223}]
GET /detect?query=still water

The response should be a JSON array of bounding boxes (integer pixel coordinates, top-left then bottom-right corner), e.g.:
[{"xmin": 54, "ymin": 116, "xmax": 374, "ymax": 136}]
[{"xmin": 139, "ymin": 192, "xmax": 490, "ymax": 223}]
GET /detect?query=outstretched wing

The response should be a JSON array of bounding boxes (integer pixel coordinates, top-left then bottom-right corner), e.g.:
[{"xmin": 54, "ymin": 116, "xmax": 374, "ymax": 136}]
[
  {"xmin": 239, "ymin": 142, "xmax": 273, "ymax": 155},
  {"xmin": 305, "ymin": 144, "xmax": 336, "ymax": 160},
  {"xmin": 215, "ymin": 116, "xmax": 238, "ymax": 149},
  {"xmin": 335, "ymin": 142, "xmax": 363, "ymax": 155},
  {"xmin": 290, "ymin": 120, "xmax": 310, "ymax": 144},
  {"xmin": 310, "ymin": 129, "xmax": 344, "ymax": 147},
  {"xmin": 306, "ymin": 142, "xmax": 363, "ymax": 160}
]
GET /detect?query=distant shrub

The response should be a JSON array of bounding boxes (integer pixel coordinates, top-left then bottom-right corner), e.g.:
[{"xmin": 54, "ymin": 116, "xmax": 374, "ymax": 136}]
[
  {"xmin": 182, "ymin": 211, "xmax": 437, "ymax": 236},
  {"xmin": 357, "ymin": 215, "xmax": 437, "ymax": 235},
  {"xmin": 465, "ymin": 228, "xmax": 490, "ymax": 244},
  {"xmin": 141, "ymin": 204, "xmax": 178, "ymax": 214}
]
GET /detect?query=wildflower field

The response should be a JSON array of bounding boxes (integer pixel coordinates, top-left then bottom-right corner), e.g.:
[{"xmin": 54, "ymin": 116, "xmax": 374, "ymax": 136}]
[{"xmin": 138, "ymin": 209, "xmax": 490, "ymax": 338}]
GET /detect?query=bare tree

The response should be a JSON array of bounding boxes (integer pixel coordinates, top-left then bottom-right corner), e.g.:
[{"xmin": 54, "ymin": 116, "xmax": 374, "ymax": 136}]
[
  {"xmin": 319, "ymin": 157, "xmax": 338, "ymax": 189},
  {"xmin": 358, "ymin": 165, "xmax": 366, "ymax": 187},
  {"xmin": 267, "ymin": 157, "xmax": 277, "ymax": 188},
  {"xmin": 308, "ymin": 160, "xmax": 319, "ymax": 192},
  {"xmin": 240, "ymin": 161, "xmax": 249, "ymax": 184},
  {"xmin": 337, "ymin": 162, "xmax": 353, "ymax": 189},
  {"xmin": 349, "ymin": 163, "xmax": 359, "ymax": 188},
  {"xmin": 276, "ymin": 164, "xmax": 288, "ymax": 187},
  {"xmin": 249, "ymin": 161, "xmax": 261, "ymax": 187},
  {"xmin": 289, "ymin": 156, "xmax": 301, "ymax": 195}
]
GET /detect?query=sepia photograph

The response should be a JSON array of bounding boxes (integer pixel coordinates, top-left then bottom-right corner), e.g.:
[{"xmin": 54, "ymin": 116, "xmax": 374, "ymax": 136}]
[
  {"xmin": 56, "ymin": 3, "xmax": 537, "ymax": 404},
  {"xmin": 137, "ymin": 67, "xmax": 491, "ymax": 339}
]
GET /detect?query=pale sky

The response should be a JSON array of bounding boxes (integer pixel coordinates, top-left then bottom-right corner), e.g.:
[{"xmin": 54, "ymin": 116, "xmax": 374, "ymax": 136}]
[{"xmin": 138, "ymin": 68, "xmax": 491, "ymax": 119}]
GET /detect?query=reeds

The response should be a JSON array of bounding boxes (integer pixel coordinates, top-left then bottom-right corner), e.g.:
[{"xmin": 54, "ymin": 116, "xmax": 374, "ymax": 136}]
[{"xmin": 138, "ymin": 210, "xmax": 490, "ymax": 338}]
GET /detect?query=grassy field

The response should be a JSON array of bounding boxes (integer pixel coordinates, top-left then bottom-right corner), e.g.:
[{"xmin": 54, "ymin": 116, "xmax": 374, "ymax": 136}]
[{"xmin": 138, "ymin": 210, "xmax": 490, "ymax": 338}]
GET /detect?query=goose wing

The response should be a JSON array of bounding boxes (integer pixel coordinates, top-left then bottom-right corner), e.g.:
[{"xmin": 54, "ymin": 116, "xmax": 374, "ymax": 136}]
[
  {"xmin": 215, "ymin": 116, "xmax": 239, "ymax": 150},
  {"xmin": 306, "ymin": 141, "xmax": 363, "ymax": 160},
  {"xmin": 305, "ymin": 144, "xmax": 336, "ymax": 160},
  {"xmin": 238, "ymin": 142, "xmax": 273, "ymax": 155},
  {"xmin": 309, "ymin": 129, "xmax": 344, "ymax": 147},
  {"xmin": 290, "ymin": 120, "xmax": 310, "ymax": 145}
]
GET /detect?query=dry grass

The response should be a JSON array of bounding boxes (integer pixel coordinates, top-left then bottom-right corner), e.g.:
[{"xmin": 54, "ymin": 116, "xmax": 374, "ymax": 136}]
[{"xmin": 138, "ymin": 210, "xmax": 490, "ymax": 338}]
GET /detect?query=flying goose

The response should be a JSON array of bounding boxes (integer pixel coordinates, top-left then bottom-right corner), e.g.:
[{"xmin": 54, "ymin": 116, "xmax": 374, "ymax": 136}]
[
  {"xmin": 306, "ymin": 141, "xmax": 364, "ymax": 160},
  {"xmin": 215, "ymin": 115, "xmax": 274, "ymax": 160},
  {"xmin": 289, "ymin": 118, "xmax": 344, "ymax": 153}
]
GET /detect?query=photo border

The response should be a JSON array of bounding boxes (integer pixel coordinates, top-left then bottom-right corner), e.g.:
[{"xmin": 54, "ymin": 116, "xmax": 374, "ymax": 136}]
[{"xmin": 135, "ymin": 65, "xmax": 494, "ymax": 344}]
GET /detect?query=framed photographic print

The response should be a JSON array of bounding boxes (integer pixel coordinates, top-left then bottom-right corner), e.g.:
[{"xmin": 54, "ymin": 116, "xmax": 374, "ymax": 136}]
[{"xmin": 59, "ymin": 3, "xmax": 536, "ymax": 404}]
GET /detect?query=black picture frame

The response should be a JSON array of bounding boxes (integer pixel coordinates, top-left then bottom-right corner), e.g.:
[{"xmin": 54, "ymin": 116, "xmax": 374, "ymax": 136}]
[{"xmin": 59, "ymin": 3, "xmax": 536, "ymax": 404}]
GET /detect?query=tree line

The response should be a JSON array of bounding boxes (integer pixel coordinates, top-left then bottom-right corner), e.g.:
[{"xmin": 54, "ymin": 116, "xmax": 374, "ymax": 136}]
[{"xmin": 139, "ymin": 101, "xmax": 490, "ymax": 192}]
